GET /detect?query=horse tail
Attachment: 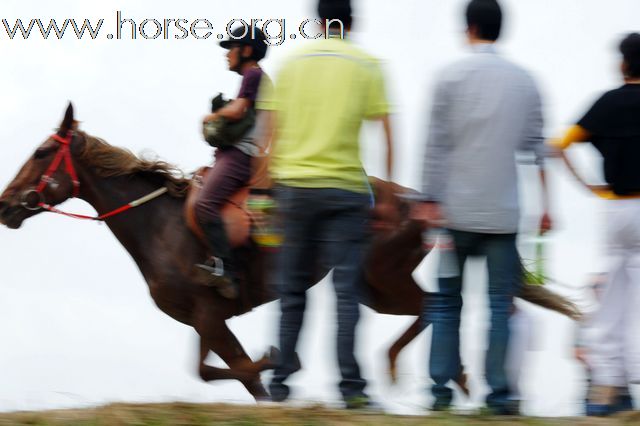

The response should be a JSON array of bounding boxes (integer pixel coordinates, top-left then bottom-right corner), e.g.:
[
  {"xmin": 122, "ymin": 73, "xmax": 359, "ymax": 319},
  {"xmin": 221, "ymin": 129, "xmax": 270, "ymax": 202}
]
[{"xmin": 518, "ymin": 284, "xmax": 582, "ymax": 321}]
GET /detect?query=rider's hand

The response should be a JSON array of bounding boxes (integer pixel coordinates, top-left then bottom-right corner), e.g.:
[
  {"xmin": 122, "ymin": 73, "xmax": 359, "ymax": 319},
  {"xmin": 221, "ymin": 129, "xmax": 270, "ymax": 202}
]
[{"xmin": 203, "ymin": 113, "xmax": 219, "ymax": 124}]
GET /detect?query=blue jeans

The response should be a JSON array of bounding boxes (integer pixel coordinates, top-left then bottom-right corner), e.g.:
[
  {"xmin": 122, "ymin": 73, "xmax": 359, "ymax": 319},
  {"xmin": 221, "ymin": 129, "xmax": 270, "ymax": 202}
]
[
  {"xmin": 269, "ymin": 185, "xmax": 370, "ymax": 402},
  {"xmin": 426, "ymin": 230, "xmax": 519, "ymax": 410}
]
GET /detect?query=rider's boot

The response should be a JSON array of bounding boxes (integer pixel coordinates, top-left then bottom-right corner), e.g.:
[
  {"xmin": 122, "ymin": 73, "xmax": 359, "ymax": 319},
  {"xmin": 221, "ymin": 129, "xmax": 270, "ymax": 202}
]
[{"xmin": 195, "ymin": 217, "xmax": 239, "ymax": 299}]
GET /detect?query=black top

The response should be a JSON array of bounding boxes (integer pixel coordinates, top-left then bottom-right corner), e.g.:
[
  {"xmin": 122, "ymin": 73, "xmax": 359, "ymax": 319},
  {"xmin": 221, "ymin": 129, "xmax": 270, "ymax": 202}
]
[{"xmin": 578, "ymin": 84, "xmax": 640, "ymax": 195}]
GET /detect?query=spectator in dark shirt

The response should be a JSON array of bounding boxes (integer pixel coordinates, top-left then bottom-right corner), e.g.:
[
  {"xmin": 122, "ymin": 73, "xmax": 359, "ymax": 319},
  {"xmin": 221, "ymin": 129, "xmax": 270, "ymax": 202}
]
[{"xmin": 551, "ymin": 32, "xmax": 640, "ymax": 416}]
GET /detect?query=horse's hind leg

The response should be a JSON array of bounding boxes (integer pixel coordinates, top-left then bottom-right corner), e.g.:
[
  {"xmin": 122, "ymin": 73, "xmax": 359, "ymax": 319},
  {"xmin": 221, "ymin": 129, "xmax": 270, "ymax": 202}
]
[
  {"xmin": 388, "ymin": 316, "xmax": 427, "ymax": 383},
  {"xmin": 197, "ymin": 319, "xmax": 271, "ymax": 400}
]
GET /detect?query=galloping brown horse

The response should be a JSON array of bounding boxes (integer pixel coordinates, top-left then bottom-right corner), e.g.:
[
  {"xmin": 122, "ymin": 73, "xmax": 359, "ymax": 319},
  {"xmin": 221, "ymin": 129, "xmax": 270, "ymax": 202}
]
[{"xmin": 0, "ymin": 105, "xmax": 578, "ymax": 399}]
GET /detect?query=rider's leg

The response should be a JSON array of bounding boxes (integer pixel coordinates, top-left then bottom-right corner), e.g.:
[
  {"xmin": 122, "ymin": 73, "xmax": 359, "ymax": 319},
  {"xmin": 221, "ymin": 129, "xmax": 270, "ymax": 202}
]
[{"xmin": 195, "ymin": 146, "xmax": 251, "ymax": 296}]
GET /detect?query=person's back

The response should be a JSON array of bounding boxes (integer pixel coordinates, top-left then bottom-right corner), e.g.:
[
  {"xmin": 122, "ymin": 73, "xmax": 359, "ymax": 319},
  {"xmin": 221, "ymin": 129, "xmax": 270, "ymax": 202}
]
[
  {"xmin": 434, "ymin": 48, "xmax": 542, "ymax": 232},
  {"xmin": 416, "ymin": 0, "xmax": 551, "ymax": 415},
  {"xmin": 578, "ymin": 84, "xmax": 640, "ymax": 195},
  {"xmin": 267, "ymin": 37, "xmax": 387, "ymax": 192}
]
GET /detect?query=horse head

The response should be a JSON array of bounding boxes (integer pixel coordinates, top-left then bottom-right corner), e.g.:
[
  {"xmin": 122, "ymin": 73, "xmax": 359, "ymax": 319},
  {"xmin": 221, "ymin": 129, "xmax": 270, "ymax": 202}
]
[{"xmin": 0, "ymin": 103, "xmax": 85, "ymax": 229}]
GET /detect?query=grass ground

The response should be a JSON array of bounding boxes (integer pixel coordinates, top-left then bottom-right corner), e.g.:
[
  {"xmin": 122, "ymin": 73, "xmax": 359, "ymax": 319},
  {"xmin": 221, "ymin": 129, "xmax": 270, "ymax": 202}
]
[{"xmin": 0, "ymin": 403, "xmax": 638, "ymax": 426}]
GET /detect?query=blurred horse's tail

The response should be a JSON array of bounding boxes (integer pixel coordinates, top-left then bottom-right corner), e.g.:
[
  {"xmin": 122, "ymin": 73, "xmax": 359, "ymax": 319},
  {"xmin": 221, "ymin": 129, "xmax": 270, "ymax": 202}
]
[{"xmin": 518, "ymin": 284, "xmax": 582, "ymax": 320}]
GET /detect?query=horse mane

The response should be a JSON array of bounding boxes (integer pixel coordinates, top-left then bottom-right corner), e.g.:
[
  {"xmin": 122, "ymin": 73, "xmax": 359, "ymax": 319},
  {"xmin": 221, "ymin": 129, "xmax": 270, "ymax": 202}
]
[{"xmin": 77, "ymin": 132, "xmax": 190, "ymax": 198}]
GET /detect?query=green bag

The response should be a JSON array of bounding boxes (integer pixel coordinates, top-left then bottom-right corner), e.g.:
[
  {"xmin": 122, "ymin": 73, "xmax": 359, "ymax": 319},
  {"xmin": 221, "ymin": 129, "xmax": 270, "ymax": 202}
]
[{"xmin": 203, "ymin": 93, "xmax": 256, "ymax": 148}]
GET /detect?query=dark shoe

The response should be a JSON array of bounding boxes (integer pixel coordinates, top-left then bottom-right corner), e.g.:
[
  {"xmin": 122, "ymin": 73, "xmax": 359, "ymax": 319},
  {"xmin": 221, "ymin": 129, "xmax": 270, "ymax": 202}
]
[
  {"xmin": 268, "ymin": 349, "xmax": 303, "ymax": 403},
  {"xmin": 586, "ymin": 403, "xmax": 617, "ymax": 417},
  {"xmin": 344, "ymin": 395, "xmax": 382, "ymax": 411},
  {"xmin": 195, "ymin": 256, "xmax": 238, "ymax": 299},
  {"xmin": 431, "ymin": 401, "xmax": 451, "ymax": 412},
  {"xmin": 586, "ymin": 385, "xmax": 619, "ymax": 417},
  {"xmin": 615, "ymin": 392, "xmax": 634, "ymax": 412},
  {"xmin": 268, "ymin": 381, "xmax": 290, "ymax": 403},
  {"xmin": 431, "ymin": 384, "xmax": 453, "ymax": 412}
]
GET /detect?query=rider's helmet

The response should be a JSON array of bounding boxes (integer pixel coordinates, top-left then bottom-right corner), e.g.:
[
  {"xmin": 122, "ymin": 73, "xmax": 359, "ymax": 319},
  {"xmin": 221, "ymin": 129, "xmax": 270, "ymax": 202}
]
[{"xmin": 219, "ymin": 26, "xmax": 268, "ymax": 61}]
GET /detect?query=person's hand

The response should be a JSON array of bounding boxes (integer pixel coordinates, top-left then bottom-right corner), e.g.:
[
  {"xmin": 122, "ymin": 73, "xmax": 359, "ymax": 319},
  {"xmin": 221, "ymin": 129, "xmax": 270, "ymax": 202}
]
[
  {"xmin": 587, "ymin": 184, "xmax": 611, "ymax": 197},
  {"xmin": 539, "ymin": 211, "xmax": 553, "ymax": 234},
  {"xmin": 411, "ymin": 202, "xmax": 446, "ymax": 228},
  {"xmin": 203, "ymin": 113, "xmax": 219, "ymax": 124},
  {"xmin": 546, "ymin": 140, "xmax": 563, "ymax": 158},
  {"xmin": 574, "ymin": 346, "xmax": 589, "ymax": 367}
]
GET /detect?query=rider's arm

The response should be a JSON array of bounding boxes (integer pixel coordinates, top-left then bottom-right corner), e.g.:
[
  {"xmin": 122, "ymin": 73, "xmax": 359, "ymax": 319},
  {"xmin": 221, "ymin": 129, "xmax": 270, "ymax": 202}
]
[
  {"xmin": 202, "ymin": 98, "xmax": 251, "ymax": 123},
  {"xmin": 204, "ymin": 68, "xmax": 263, "ymax": 123},
  {"xmin": 214, "ymin": 98, "xmax": 252, "ymax": 121}
]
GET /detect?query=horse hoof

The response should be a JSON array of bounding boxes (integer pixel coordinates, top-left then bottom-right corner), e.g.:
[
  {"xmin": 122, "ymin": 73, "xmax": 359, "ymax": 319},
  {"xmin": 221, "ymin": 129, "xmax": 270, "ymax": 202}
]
[
  {"xmin": 259, "ymin": 346, "xmax": 279, "ymax": 370},
  {"xmin": 454, "ymin": 371, "xmax": 470, "ymax": 396},
  {"xmin": 389, "ymin": 366, "xmax": 398, "ymax": 384}
]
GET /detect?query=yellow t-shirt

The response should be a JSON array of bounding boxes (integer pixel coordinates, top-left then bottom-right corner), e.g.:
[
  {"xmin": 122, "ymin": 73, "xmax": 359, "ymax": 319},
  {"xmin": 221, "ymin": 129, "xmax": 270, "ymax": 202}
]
[{"xmin": 257, "ymin": 38, "xmax": 389, "ymax": 193}]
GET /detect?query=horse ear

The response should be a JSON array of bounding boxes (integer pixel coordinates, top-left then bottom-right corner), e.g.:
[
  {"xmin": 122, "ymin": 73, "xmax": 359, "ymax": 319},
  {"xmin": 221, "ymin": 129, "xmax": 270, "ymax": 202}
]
[{"xmin": 59, "ymin": 102, "xmax": 74, "ymax": 133}]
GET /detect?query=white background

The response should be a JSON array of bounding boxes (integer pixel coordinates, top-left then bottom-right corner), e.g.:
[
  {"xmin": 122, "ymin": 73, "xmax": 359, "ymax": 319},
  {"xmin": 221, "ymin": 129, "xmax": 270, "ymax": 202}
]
[{"xmin": 0, "ymin": 0, "xmax": 638, "ymax": 416}]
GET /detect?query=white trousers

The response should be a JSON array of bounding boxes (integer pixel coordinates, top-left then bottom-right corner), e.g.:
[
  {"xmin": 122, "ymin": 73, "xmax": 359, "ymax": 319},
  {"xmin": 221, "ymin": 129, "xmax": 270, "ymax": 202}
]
[{"xmin": 589, "ymin": 199, "xmax": 640, "ymax": 387}]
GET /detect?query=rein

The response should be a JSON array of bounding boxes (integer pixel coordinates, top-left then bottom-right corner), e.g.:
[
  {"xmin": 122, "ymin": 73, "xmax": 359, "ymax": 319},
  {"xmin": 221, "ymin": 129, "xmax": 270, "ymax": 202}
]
[{"xmin": 23, "ymin": 132, "xmax": 168, "ymax": 221}]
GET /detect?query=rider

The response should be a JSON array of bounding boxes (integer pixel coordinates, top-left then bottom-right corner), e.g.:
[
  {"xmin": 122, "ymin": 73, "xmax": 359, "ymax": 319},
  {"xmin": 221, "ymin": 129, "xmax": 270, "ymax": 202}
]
[{"xmin": 195, "ymin": 26, "xmax": 271, "ymax": 298}]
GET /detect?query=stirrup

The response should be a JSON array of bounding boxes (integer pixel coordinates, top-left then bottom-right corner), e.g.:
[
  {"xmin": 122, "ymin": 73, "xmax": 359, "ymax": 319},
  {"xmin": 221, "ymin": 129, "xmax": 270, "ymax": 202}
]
[
  {"xmin": 195, "ymin": 256, "xmax": 225, "ymax": 277},
  {"xmin": 195, "ymin": 257, "xmax": 238, "ymax": 299}
]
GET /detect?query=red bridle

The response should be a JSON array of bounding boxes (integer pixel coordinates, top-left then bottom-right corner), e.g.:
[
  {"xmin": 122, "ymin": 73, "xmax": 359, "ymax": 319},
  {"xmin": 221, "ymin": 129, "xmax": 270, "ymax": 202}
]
[
  {"xmin": 35, "ymin": 132, "xmax": 80, "ymax": 197},
  {"xmin": 22, "ymin": 131, "xmax": 167, "ymax": 221}
]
